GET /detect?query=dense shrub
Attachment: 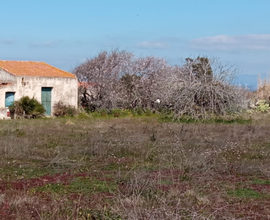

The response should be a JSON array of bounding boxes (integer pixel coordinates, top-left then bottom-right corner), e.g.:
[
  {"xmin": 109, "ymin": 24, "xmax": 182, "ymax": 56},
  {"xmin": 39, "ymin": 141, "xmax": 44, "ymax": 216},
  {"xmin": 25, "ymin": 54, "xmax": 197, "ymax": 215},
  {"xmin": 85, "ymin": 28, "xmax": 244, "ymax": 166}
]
[
  {"xmin": 74, "ymin": 51, "xmax": 248, "ymax": 120},
  {"xmin": 53, "ymin": 101, "xmax": 76, "ymax": 117},
  {"xmin": 9, "ymin": 96, "xmax": 45, "ymax": 118}
]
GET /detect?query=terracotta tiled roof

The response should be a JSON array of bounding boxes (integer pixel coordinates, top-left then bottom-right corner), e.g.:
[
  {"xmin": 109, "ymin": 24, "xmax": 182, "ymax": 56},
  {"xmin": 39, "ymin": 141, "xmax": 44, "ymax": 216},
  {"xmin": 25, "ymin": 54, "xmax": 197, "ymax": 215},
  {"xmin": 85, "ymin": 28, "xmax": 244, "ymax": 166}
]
[{"xmin": 0, "ymin": 60, "xmax": 76, "ymax": 78}]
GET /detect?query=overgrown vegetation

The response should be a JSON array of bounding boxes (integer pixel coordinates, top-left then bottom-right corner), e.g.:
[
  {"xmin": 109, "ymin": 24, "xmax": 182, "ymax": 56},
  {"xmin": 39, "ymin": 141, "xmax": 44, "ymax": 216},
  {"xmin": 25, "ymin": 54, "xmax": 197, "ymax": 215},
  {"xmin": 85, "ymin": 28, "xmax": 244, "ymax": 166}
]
[
  {"xmin": 257, "ymin": 74, "xmax": 270, "ymax": 101},
  {"xmin": 74, "ymin": 50, "xmax": 248, "ymax": 120},
  {"xmin": 9, "ymin": 96, "xmax": 45, "ymax": 118},
  {"xmin": 1, "ymin": 115, "xmax": 270, "ymax": 219},
  {"xmin": 2, "ymin": 51, "xmax": 270, "ymax": 219},
  {"xmin": 53, "ymin": 101, "xmax": 77, "ymax": 117}
]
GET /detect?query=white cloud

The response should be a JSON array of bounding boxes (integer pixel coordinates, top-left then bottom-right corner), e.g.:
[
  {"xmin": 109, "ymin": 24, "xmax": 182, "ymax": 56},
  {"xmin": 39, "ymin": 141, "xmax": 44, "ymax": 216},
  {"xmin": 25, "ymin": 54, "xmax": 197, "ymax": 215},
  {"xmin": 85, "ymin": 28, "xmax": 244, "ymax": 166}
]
[
  {"xmin": 137, "ymin": 41, "xmax": 168, "ymax": 49},
  {"xmin": 190, "ymin": 34, "xmax": 270, "ymax": 51}
]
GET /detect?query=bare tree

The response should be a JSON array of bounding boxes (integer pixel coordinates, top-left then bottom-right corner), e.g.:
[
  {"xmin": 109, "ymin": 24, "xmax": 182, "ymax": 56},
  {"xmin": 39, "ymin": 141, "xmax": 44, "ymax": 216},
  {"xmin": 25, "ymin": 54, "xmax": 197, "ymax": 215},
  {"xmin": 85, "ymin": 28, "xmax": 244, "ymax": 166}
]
[
  {"xmin": 160, "ymin": 57, "xmax": 246, "ymax": 119},
  {"xmin": 73, "ymin": 50, "xmax": 170, "ymax": 110},
  {"xmin": 73, "ymin": 50, "xmax": 135, "ymax": 109},
  {"xmin": 119, "ymin": 56, "xmax": 171, "ymax": 109},
  {"xmin": 73, "ymin": 51, "xmax": 247, "ymax": 119}
]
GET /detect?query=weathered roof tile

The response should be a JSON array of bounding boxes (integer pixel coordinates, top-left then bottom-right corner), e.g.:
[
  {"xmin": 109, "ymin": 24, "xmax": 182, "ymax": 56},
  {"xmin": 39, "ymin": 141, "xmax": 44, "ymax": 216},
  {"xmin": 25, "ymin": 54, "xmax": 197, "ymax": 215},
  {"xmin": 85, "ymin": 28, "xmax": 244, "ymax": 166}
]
[{"xmin": 0, "ymin": 60, "xmax": 76, "ymax": 78}]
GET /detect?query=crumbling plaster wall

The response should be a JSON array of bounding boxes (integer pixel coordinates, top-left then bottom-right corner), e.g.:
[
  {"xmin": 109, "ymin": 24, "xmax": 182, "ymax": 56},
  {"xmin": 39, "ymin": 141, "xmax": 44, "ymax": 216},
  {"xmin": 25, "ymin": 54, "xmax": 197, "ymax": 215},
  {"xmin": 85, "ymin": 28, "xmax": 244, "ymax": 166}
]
[{"xmin": 0, "ymin": 70, "xmax": 78, "ymax": 114}]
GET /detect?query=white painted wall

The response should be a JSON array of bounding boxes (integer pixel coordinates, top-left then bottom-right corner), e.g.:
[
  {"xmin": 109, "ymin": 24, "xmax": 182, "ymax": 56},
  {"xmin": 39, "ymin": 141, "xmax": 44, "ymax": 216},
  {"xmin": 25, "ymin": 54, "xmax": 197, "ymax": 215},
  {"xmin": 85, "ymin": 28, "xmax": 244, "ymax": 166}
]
[
  {"xmin": 0, "ymin": 69, "xmax": 16, "ymax": 82},
  {"xmin": 0, "ymin": 70, "xmax": 78, "ymax": 115},
  {"xmin": 0, "ymin": 108, "xmax": 8, "ymax": 119}
]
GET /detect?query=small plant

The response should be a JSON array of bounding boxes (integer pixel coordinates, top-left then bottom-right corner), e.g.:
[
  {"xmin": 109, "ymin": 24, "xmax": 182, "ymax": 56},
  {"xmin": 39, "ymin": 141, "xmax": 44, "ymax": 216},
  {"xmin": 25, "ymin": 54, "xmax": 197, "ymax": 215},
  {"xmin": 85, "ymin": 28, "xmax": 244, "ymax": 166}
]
[
  {"xmin": 111, "ymin": 109, "xmax": 121, "ymax": 118},
  {"xmin": 150, "ymin": 129, "xmax": 157, "ymax": 142},
  {"xmin": 78, "ymin": 207, "xmax": 122, "ymax": 220},
  {"xmin": 135, "ymin": 107, "xmax": 144, "ymax": 116},
  {"xmin": 9, "ymin": 96, "xmax": 45, "ymax": 118},
  {"xmin": 53, "ymin": 101, "xmax": 76, "ymax": 117},
  {"xmin": 255, "ymin": 100, "xmax": 270, "ymax": 113},
  {"xmin": 99, "ymin": 109, "xmax": 108, "ymax": 117},
  {"xmin": 130, "ymin": 109, "xmax": 136, "ymax": 117},
  {"xmin": 77, "ymin": 112, "xmax": 91, "ymax": 119},
  {"xmin": 145, "ymin": 109, "xmax": 152, "ymax": 116}
]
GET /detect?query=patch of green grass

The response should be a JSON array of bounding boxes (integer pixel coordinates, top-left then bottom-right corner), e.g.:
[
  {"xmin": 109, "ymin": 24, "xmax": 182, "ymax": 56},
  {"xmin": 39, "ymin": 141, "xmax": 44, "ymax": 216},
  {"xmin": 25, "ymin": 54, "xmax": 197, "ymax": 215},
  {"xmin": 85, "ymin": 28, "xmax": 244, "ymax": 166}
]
[
  {"xmin": 32, "ymin": 183, "xmax": 66, "ymax": 194},
  {"xmin": 33, "ymin": 176, "xmax": 117, "ymax": 194},
  {"xmin": 159, "ymin": 115, "xmax": 252, "ymax": 124},
  {"xmin": 77, "ymin": 112, "xmax": 92, "ymax": 119},
  {"xmin": 113, "ymin": 147, "xmax": 140, "ymax": 158},
  {"xmin": 69, "ymin": 177, "xmax": 117, "ymax": 193},
  {"xmin": 253, "ymin": 178, "xmax": 270, "ymax": 185},
  {"xmin": 158, "ymin": 114, "xmax": 175, "ymax": 123},
  {"xmin": 139, "ymin": 162, "xmax": 160, "ymax": 172},
  {"xmin": 179, "ymin": 173, "xmax": 192, "ymax": 181},
  {"xmin": 102, "ymin": 163, "xmax": 122, "ymax": 171},
  {"xmin": 78, "ymin": 207, "xmax": 123, "ymax": 220},
  {"xmin": 0, "ymin": 128, "xmax": 26, "ymax": 137},
  {"xmin": 160, "ymin": 179, "xmax": 172, "ymax": 185},
  {"xmin": 213, "ymin": 118, "xmax": 252, "ymax": 124},
  {"xmin": 89, "ymin": 108, "xmax": 158, "ymax": 119},
  {"xmin": 0, "ymin": 162, "xmax": 54, "ymax": 180},
  {"xmin": 227, "ymin": 188, "xmax": 262, "ymax": 198}
]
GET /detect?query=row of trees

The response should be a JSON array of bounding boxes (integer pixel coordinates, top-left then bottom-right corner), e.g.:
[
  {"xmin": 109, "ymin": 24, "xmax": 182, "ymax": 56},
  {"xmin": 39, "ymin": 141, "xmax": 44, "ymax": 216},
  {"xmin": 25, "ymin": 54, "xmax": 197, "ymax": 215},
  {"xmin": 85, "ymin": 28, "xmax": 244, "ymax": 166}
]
[{"xmin": 73, "ymin": 50, "xmax": 247, "ymax": 119}]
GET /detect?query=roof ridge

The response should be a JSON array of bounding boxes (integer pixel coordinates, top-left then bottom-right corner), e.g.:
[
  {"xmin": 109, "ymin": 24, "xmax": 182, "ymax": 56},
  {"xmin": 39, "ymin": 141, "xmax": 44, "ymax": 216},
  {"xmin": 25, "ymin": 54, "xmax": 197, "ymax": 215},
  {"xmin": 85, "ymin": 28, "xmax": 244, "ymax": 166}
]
[
  {"xmin": 40, "ymin": 61, "xmax": 73, "ymax": 76},
  {"xmin": 0, "ymin": 60, "xmax": 42, "ymax": 62}
]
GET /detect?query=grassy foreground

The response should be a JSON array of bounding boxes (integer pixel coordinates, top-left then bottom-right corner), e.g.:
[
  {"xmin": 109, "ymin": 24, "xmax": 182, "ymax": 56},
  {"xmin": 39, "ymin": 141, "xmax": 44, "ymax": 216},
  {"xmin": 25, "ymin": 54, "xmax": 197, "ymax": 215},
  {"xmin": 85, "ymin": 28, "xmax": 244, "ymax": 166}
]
[{"xmin": 0, "ymin": 116, "xmax": 270, "ymax": 219}]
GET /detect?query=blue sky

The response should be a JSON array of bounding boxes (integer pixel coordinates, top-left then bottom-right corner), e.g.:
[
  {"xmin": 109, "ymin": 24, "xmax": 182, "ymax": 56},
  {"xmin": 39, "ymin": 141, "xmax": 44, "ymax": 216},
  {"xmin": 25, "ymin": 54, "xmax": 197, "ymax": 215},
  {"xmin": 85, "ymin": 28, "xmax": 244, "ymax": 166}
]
[{"xmin": 1, "ymin": 0, "xmax": 270, "ymax": 89}]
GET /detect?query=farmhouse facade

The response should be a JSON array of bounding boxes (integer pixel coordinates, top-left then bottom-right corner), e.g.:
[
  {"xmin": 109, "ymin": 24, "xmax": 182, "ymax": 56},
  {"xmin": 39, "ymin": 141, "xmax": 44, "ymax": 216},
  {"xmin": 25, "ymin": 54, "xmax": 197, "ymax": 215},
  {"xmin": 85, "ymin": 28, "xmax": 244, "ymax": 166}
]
[{"xmin": 0, "ymin": 61, "xmax": 78, "ymax": 116}]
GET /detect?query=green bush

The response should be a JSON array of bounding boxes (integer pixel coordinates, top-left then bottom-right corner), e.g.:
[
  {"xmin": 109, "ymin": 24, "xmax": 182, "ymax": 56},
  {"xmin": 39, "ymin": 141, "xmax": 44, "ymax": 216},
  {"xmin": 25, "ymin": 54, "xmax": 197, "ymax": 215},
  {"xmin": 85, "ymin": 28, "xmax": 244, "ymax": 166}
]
[
  {"xmin": 256, "ymin": 100, "xmax": 270, "ymax": 113},
  {"xmin": 9, "ymin": 96, "xmax": 45, "ymax": 118},
  {"xmin": 109, "ymin": 109, "xmax": 130, "ymax": 118},
  {"xmin": 130, "ymin": 109, "xmax": 136, "ymax": 117},
  {"xmin": 111, "ymin": 109, "xmax": 121, "ymax": 117},
  {"xmin": 145, "ymin": 109, "xmax": 152, "ymax": 116},
  {"xmin": 77, "ymin": 112, "xmax": 91, "ymax": 119},
  {"xmin": 99, "ymin": 109, "xmax": 108, "ymax": 117},
  {"xmin": 135, "ymin": 107, "xmax": 144, "ymax": 116}
]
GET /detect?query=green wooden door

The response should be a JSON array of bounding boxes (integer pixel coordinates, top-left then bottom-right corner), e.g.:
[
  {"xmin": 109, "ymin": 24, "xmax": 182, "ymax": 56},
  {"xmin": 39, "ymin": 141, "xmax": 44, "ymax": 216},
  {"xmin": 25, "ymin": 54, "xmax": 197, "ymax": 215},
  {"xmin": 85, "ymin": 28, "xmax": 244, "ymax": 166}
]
[{"xmin": 41, "ymin": 87, "xmax": 52, "ymax": 116}]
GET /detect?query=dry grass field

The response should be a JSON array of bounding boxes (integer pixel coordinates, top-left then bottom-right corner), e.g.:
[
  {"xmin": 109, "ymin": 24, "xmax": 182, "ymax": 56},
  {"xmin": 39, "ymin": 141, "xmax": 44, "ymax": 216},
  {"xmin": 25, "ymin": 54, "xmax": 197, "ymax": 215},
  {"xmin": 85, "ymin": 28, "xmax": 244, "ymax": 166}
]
[{"xmin": 1, "ymin": 115, "xmax": 270, "ymax": 219}]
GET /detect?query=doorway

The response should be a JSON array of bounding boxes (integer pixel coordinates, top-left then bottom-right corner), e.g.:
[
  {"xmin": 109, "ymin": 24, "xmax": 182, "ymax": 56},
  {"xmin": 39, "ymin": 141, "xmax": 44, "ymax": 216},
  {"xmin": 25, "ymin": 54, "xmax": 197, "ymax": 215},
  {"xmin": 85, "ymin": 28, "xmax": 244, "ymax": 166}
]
[
  {"xmin": 5, "ymin": 92, "xmax": 15, "ymax": 107},
  {"xmin": 41, "ymin": 87, "xmax": 52, "ymax": 116}
]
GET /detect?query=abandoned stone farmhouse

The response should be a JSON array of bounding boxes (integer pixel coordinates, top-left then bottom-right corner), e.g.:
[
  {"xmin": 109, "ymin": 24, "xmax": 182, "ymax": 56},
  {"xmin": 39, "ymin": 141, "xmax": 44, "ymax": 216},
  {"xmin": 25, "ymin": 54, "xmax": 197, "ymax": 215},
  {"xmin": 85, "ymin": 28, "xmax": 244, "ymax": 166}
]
[{"xmin": 0, "ymin": 60, "xmax": 78, "ymax": 117}]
